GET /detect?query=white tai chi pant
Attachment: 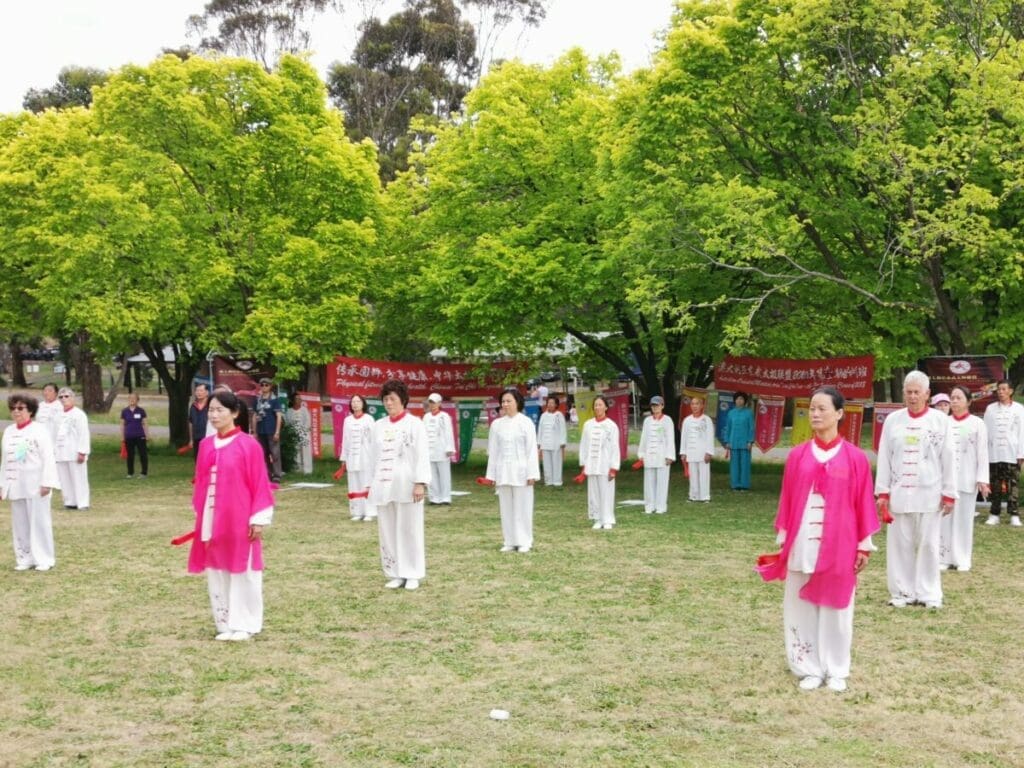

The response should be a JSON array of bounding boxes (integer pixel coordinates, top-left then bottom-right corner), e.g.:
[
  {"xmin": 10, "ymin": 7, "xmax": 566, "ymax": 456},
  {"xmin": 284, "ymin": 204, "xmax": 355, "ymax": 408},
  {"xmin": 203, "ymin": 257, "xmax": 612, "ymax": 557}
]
[
  {"xmin": 346, "ymin": 469, "xmax": 374, "ymax": 519},
  {"xmin": 887, "ymin": 510, "xmax": 943, "ymax": 604},
  {"xmin": 56, "ymin": 461, "xmax": 90, "ymax": 508},
  {"xmin": 429, "ymin": 460, "xmax": 451, "ymax": 504},
  {"xmin": 643, "ymin": 466, "xmax": 670, "ymax": 513},
  {"xmin": 587, "ymin": 476, "xmax": 616, "ymax": 526},
  {"xmin": 687, "ymin": 461, "xmax": 711, "ymax": 501},
  {"xmin": 940, "ymin": 491, "xmax": 977, "ymax": 571},
  {"xmin": 541, "ymin": 450, "xmax": 563, "ymax": 486},
  {"xmin": 10, "ymin": 497, "xmax": 56, "ymax": 569},
  {"xmin": 498, "ymin": 485, "xmax": 533, "ymax": 548},
  {"xmin": 783, "ymin": 571, "xmax": 854, "ymax": 681},
  {"xmin": 206, "ymin": 566, "xmax": 264, "ymax": 634},
  {"xmin": 378, "ymin": 501, "xmax": 425, "ymax": 580}
]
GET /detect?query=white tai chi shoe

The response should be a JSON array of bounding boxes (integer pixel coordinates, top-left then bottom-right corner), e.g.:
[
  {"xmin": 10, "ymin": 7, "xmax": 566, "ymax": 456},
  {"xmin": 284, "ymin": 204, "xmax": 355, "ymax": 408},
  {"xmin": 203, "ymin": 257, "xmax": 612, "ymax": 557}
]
[
  {"xmin": 826, "ymin": 677, "xmax": 847, "ymax": 692},
  {"xmin": 799, "ymin": 676, "xmax": 823, "ymax": 690},
  {"xmin": 404, "ymin": 579, "xmax": 420, "ymax": 591},
  {"xmin": 385, "ymin": 578, "xmax": 405, "ymax": 589}
]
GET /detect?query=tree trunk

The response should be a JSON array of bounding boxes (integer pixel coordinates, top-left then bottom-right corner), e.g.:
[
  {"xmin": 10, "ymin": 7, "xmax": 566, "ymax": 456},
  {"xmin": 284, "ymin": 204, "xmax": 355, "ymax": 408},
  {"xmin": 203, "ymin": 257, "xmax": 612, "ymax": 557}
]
[
  {"xmin": 75, "ymin": 331, "xmax": 109, "ymax": 413},
  {"xmin": 139, "ymin": 339, "xmax": 203, "ymax": 447},
  {"xmin": 10, "ymin": 341, "xmax": 27, "ymax": 387}
]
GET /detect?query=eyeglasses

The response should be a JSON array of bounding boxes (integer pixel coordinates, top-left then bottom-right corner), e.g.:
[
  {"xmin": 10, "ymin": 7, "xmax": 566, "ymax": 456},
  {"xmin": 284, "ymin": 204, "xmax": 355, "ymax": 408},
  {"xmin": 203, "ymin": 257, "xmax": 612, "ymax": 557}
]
[
  {"xmin": 261, "ymin": 383, "xmax": 272, "ymax": 387},
  {"xmin": 10, "ymin": 405, "xmax": 27, "ymax": 411},
  {"xmin": 58, "ymin": 395, "xmax": 72, "ymax": 399}
]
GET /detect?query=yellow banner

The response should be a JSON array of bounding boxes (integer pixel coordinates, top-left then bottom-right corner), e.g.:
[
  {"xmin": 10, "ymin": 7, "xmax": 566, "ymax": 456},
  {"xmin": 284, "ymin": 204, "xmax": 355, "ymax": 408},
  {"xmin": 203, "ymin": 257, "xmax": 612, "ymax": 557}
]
[
  {"xmin": 791, "ymin": 397, "xmax": 811, "ymax": 446},
  {"xmin": 574, "ymin": 391, "xmax": 597, "ymax": 426}
]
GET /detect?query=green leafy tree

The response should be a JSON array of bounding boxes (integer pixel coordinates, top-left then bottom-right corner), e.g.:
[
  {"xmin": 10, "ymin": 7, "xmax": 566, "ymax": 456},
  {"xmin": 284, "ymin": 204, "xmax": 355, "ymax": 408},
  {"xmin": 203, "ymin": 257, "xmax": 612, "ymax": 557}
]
[{"xmin": 22, "ymin": 66, "xmax": 109, "ymax": 113}]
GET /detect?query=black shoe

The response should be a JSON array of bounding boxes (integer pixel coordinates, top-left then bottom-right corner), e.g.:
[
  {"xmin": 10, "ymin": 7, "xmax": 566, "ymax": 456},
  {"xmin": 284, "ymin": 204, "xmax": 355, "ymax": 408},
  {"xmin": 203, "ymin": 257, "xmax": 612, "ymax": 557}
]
[{"xmin": 64, "ymin": 505, "xmax": 77, "ymax": 509}]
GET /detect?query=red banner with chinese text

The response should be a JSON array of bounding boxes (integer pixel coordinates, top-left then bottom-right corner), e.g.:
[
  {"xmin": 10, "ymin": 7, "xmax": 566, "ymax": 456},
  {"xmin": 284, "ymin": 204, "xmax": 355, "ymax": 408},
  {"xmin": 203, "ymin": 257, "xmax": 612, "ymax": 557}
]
[
  {"xmin": 298, "ymin": 392, "xmax": 322, "ymax": 459},
  {"xmin": 327, "ymin": 356, "xmax": 526, "ymax": 399},
  {"xmin": 838, "ymin": 402, "xmax": 864, "ymax": 448},
  {"xmin": 714, "ymin": 355, "xmax": 874, "ymax": 399},
  {"xmin": 603, "ymin": 388, "xmax": 631, "ymax": 459},
  {"xmin": 755, "ymin": 395, "xmax": 785, "ymax": 452},
  {"xmin": 872, "ymin": 403, "xmax": 904, "ymax": 452},
  {"xmin": 918, "ymin": 355, "xmax": 1005, "ymax": 415}
]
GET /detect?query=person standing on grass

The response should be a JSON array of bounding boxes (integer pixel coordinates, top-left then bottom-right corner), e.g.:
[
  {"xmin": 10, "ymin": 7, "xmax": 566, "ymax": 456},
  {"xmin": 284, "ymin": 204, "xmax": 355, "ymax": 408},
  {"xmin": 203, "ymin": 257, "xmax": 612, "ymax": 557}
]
[
  {"xmin": 537, "ymin": 396, "xmax": 567, "ymax": 487},
  {"xmin": 2, "ymin": 395, "xmax": 60, "ymax": 572},
  {"xmin": 340, "ymin": 394, "xmax": 376, "ymax": 522},
  {"xmin": 757, "ymin": 386, "xmax": 879, "ymax": 693},
  {"xmin": 188, "ymin": 390, "xmax": 275, "ymax": 642},
  {"xmin": 423, "ymin": 393, "xmax": 455, "ymax": 505},
  {"xmin": 187, "ymin": 383, "xmax": 211, "ymax": 461},
  {"xmin": 36, "ymin": 383, "xmax": 62, "ymax": 446},
  {"xmin": 368, "ymin": 379, "xmax": 430, "ymax": 591},
  {"xmin": 120, "ymin": 392, "xmax": 150, "ymax": 479},
  {"xmin": 636, "ymin": 395, "xmax": 675, "ymax": 514},
  {"xmin": 723, "ymin": 392, "xmax": 754, "ymax": 490},
  {"xmin": 983, "ymin": 379, "xmax": 1024, "ymax": 527},
  {"xmin": 252, "ymin": 378, "xmax": 283, "ymax": 483},
  {"xmin": 486, "ymin": 388, "xmax": 540, "ymax": 553},
  {"xmin": 579, "ymin": 394, "xmax": 620, "ymax": 530},
  {"xmin": 680, "ymin": 395, "xmax": 715, "ymax": 502},
  {"xmin": 54, "ymin": 387, "xmax": 90, "ymax": 511},
  {"xmin": 284, "ymin": 392, "xmax": 313, "ymax": 475},
  {"xmin": 875, "ymin": 370, "xmax": 956, "ymax": 609},
  {"xmin": 940, "ymin": 385, "xmax": 989, "ymax": 571}
]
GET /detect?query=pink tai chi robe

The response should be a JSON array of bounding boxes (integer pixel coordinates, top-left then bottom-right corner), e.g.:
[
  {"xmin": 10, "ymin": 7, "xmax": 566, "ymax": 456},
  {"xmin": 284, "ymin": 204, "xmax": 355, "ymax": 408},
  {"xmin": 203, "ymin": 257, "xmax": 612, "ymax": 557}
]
[
  {"xmin": 758, "ymin": 438, "xmax": 879, "ymax": 686},
  {"xmin": 188, "ymin": 429, "xmax": 275, "ymax": 636}
]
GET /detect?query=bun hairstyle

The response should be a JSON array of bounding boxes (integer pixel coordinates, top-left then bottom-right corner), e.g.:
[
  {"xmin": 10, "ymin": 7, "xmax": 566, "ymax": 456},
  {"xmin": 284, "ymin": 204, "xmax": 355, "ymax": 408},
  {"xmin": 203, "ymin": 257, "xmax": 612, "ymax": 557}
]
[
  {"xmin": 811, "ymin": 385, "xmax": 845, "ymax": 411},
  {"xmin": 210, "ymin": 390, "xmax": 242, "ymax": 413}
]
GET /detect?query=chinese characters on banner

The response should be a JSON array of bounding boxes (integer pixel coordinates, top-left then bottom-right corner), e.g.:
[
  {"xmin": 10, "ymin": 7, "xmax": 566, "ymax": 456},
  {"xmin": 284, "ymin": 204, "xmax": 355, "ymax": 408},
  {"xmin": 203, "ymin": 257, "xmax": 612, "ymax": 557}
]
[
  {"xmin": 714, "ymin": 355, "xmax": 874, "ymax": 399},
  {"xmin": 327, "ymin": 356, "xmax": 526, "ymax": 399},
  {"xmin": 602, "ymin": 388, "xmax": 631, "ymax": 459},
  {"xmin": 754, "ymin": 396, "xmax": 786, "ymax": 452},
  {"xmin": 872, "ymin": 403, "xmax": 904, "ymax": 452},
  {"xmin": 839, "ymin": 402, "xmax": 864, "ymax": 448},
  {"xmin": 918, "ymin": 355, "xmax": 1005, "ymax": 415},
  {"xmin": 297, "ymin": 392, "xmax": 322, "ymax": 459}
]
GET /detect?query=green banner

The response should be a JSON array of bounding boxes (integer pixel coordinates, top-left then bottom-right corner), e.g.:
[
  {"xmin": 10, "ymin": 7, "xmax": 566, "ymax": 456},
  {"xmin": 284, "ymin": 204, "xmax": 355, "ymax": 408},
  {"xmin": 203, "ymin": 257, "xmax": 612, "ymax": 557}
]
[{"xmin": 457, "ymin": 400, "xmax": 484, "ymax": 464}]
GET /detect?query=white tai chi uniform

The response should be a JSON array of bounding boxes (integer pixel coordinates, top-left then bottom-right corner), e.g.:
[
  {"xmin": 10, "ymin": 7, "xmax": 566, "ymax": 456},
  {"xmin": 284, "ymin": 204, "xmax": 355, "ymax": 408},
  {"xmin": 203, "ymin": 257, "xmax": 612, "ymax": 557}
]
[
  {"xmin": 341, "ymin": 413, "xmax": 376, "ymax": 520},
  {"xmin": 368, "ymin": 412, "xmax": 430, "ymax": 581},
  {"xmin": 875, "ymin": 408, "xmax": 956, "ymax": 606},
  {"xmin": 537, "ymin": 410, "xmax": 567, "ymax": 486},
  {"xmin": 680, "ymin": 413, "xmax": 715, "ymax": 502},
  {"xmin": 580, "ymin": 417, "xmax": 621, "ymax": 527},
  {"xmin": 486, "ymin": 413, "xmax": 540, "ymax": 549},
  {"xmin": 941, "ymin": 413, "xmax": 988, "ymax": 571},
  {"xmin": 2, "ymin": 422, "xmax": 60, "ymax": 570},
  {"xmin": 779, "ymin": 441, "xmax": 875, "ymax": 682},
  {"xmin": 638, "ymin": 414, "xmax": 675, "ymax": 513},
  {"xmin": 54, "ymin": 406, "xmax": 90, "ymax": 509},
  {"xmin": 423, "ymin": 410, "xmax": 455, "ymax": 504},
  {"xmin": 284, "ymin": 405, "xmax": 313, "ymax": 474},
  {"xmin": 35, "ymin": 399, "xmax": 63, "ymax": 447}
]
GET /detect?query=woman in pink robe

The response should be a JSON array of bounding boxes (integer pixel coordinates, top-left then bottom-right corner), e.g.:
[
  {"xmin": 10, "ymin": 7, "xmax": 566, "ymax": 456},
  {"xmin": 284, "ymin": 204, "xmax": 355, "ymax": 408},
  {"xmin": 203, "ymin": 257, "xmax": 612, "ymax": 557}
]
[
  {"xmin": 188, "ymin": 391, "xmax": 275, "ymax": 641},
  {"xmin": 757, "ymin": 386, "xmax": 879, "ymax": 692}
]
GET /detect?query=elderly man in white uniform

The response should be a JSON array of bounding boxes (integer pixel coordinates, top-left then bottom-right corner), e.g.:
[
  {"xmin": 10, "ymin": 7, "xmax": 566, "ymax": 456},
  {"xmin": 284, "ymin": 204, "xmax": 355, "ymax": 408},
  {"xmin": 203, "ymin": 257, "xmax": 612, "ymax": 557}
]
[
  {"xmin": 637, "ymin": 396, "xmax": 675, "ymax": 514},
  {"xmin": 368, "ymin": 380, "xmax": 431, "ymax": 590},
  {"xmin": 680, "ymin": 396, "xmax": 716, "ymax": 502},
  {"xmin": 537, "ymin": 396, "xmax": 567, "ymax": 486},
  {"xmin": 983, "ymin": 379, "xmax": 1024, "ymax": 526},
  {"xmin": 423, "ymin": 393, "xmax": 455, "ymax": 505},
  {"xmin": 54, "ymin": 387, "xmax": 91, "ymax": 511},
  {"xmin": 875, "ymin": 370, "xmax": 956, "ymax": 608}
]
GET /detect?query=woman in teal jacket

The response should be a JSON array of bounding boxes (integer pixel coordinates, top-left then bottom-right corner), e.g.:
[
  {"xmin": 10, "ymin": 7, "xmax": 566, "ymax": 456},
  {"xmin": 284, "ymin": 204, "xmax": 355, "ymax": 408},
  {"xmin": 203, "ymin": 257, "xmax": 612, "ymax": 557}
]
[{"xmin": 724, "ymin": 392, "xmax": 755, "ymax": 490}]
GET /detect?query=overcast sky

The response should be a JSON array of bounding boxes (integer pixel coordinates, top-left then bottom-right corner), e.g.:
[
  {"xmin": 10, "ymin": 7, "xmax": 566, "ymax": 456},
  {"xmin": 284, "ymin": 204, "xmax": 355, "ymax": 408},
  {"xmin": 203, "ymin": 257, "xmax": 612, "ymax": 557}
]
[{"xmin": 1, "ymin": 0, "xmax": 677, "ymax": 113}]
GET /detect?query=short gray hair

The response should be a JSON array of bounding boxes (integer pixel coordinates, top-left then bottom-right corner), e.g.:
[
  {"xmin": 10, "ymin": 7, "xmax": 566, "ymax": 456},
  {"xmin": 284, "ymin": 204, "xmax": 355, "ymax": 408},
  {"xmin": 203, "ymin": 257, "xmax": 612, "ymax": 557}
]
[
  {"xmin": 903, "ymin": 370, "xmax": 930, "ymax": 391},
  {"xmin": 57, "ymin": 387, "xmax": 75, "ymax": 398}
]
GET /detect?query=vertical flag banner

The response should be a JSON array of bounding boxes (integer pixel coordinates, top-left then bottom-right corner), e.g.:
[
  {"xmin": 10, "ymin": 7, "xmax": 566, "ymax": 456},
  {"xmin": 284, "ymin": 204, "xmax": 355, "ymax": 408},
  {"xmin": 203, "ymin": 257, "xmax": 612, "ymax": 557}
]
[
  {"xmin": 755, "ymin": 395, "xmax": 786, "ymax": 452},
  {"xmin": 716, "ymin": 391, "xmax": 735, "ymax": 447},
  {"xmin": 872, "ymin": 403, "xmax": 903, "ymax": 452},
  {"xmin": 298, "ymin": 392, "xmax": 322, "ymax": 459},
  {"xmin": 484, "ymin": 399, "xmax": 500, "ymax": 426},
  {"xmin": 443, "ymin": 401, "xmax": 460, "ymax": 461},
  {"xmin": 330, "ymin": 396, "xmax": 351, "ymax": 459},
  {"xmin": 679, "ymin": 387, "xmax": 709, "ymax": 425},
  {"xmin": 457, "ymin": 401, "xmax": 484, "ymax": 464},
  {"xmin": 791, "ymin": 398, "xmax": 811, "ymax": 446},
  {"xmin": 839, "ymin": 402, "xmax": 864, "ymax": 448},
  {"xmin": 603, "ymin": 388, "xmax": 631, "ymax": 459},
  {"xmin": 524, "ymin": 398, "xmax": 542, "ymax": 429},
  {"xmin": 366, "ymin": 398, "xmax": 386, "ymax": 421},
  {"xmin": 574, "ymin": 392, "xmax": 597, "ymax": 427}
]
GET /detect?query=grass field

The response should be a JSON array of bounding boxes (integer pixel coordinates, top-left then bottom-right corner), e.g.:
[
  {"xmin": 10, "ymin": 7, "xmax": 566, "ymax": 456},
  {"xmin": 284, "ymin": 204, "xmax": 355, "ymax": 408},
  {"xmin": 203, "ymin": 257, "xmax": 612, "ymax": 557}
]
[{"xmin": 2, "ymin": 441, "xmax": 1023, "ymax": 767}]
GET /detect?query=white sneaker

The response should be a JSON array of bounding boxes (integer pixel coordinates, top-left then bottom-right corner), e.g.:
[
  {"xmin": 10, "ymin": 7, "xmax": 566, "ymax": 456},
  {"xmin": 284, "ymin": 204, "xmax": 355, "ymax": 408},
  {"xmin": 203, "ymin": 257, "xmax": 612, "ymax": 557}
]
[
  {"xmin": 602, "ymin": 523, "xmax": 613, "ymax": 530},
  {"xmin": 404, "ymin": 579, "xmax": 420, "ymax": 591},
  {"xmin": 924, "ymin": 601, "xmax": 942, "ymax": 609},
  {"xmin": 385, "ymin": 578, "xmax": 405, "ymax": 589},
  {"xmin": 985, "ymin": 515, "xmax": 1000, "ymax": 525},
  {"xmin": 350, "ymin": 516, "xmax": 361, "ymax": 521},
  {"xmin": 228, "ymin": 631, "xmax": 252, "ymax": 641},
  {"xmin": 644, "ymin": 510, "xmax": 654, "ymax": 515},
  {"xmin": 888, "ymin": 598, "xmax": 908, "ymax": 608},
  {"xmin": 35, "ymin": 565, "xmax": 52, "ymax": 572},
  {"xmin": 363, "ymin": 516, "xmax": 376, "ymax": 522},
  {"xmin": 215, "ymin": 631, "xmax": 234, "ymax": 641},
  {"xmin": 826, "ymin": 677, "xmax": 847, "ymax": 692},
  {"xmin": 938, "ymin": 564, "xmax": 952, "ymax": 571},
  {"xmin": 499, "ymin": 545, "xmax": 515, "ymax": 552},
  {"xmin": 1011, "ymin": 516, "xmax": 1022, "ymax": 527},
  {"xmin": 517, "ymin": 546, "xmax": 531, "ymax": 554},
  {"xmin": 592, "ymin": 522, "xmax": 602, "ymax": 530},
  {"xmin": 13, "ymin": 564, "xmax": 33, "ymax": 571},
  {"xmin": 799, "ymin": 676, "xmax": 823, "ymax": 690},
  {"xmin": 655, "ymin": 510, "xmax": 665, "ymax": 514}
]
